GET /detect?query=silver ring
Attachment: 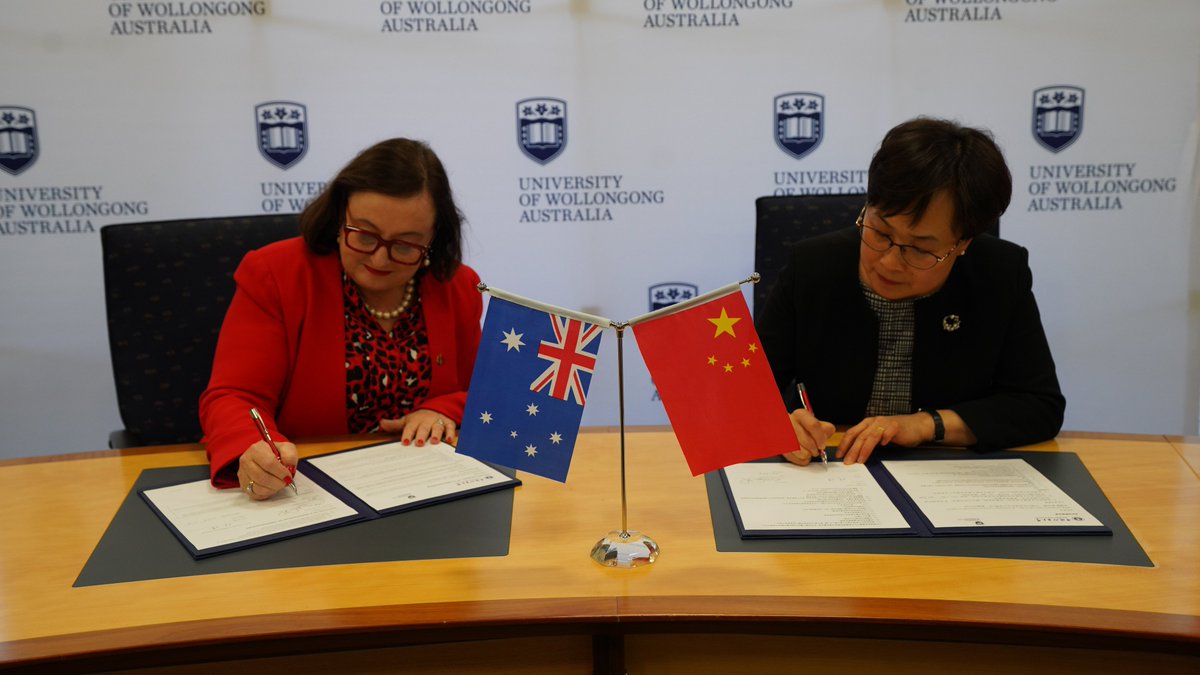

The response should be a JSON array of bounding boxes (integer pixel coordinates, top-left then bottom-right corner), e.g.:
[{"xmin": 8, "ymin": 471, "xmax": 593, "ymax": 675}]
[
  {"xmin": 435, "ymin": 418, "xmax": 446, "ymax": 426},
  {"xmin": 245, "ymin": 481, "xmax": 256, "ymax": 495}
]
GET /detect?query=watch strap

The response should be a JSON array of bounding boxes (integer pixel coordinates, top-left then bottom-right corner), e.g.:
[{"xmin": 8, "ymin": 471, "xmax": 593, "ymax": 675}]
[{"xmin": 925, "ymin": 409, "xmax": 945, "ymax": 444}]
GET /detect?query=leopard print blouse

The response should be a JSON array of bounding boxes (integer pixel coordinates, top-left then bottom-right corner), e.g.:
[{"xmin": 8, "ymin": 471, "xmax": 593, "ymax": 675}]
[{"xmin": 342, "ymin": 274, "xmax": 433, "ymax": 433}]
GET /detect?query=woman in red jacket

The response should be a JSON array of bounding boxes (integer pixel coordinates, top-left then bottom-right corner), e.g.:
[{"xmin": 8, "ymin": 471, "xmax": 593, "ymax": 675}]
[{"xmin": 200, "ymin": 138, "xmax": 482, "ymax": 499}]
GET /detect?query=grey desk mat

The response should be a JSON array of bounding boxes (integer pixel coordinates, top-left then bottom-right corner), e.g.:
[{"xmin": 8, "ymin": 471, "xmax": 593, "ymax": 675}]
[
  {"xmin": 706, "ymin": 449, "xmax": 1153, "ymax": 567},
  {"xmin": 76, "ymin": 464, "xmax": 517, "ymax": 587}
]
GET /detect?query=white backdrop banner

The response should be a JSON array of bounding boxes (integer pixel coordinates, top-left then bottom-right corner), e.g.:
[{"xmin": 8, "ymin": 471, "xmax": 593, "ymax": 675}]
[{"xmin": 1, "ymin": 0, "xmax": 1197, "ymax": 457}]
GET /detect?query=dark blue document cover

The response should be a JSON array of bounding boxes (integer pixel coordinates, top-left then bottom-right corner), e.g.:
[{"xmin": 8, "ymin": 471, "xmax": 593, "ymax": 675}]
[
  {"xmin": 139, "ymin": 439, "xmax": 520, "ymax": 559},
  {"xmin": 720, "ymin": 453, "xmax": 1112, "ymax": 539}
]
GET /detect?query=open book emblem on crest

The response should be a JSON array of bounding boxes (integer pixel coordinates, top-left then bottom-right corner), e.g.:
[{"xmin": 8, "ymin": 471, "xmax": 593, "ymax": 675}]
[
  {"xmin": 517, "ymin": 97, "xmax": 567, "ymax": 164},
  {"xmin": 1032, "ymin": 86, "xmax": 1084, "ymax": 153},
  {"xmin": 774, "ymin": 93, "xmax": 823, "ymax": 159},
  {"xmin": 255, "ymin": 101, "xmax": 308, "ymax": 169},
  {"xmin": 0, "ymin": 106, "xmax": 39, "ymax": 176}
]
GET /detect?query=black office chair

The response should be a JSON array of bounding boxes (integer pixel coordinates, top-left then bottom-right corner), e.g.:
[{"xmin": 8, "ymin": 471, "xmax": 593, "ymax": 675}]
[
  {"xmin": 101, "ymin": 214, "xmax": 300, "ymax": 448},
  {"xmin": 753, "ymin": 194, "xmax": 1001, "ymax": 319},
  {"xmin": 753, "ymin": 194, "xmax": 864, "ymax": 320}
]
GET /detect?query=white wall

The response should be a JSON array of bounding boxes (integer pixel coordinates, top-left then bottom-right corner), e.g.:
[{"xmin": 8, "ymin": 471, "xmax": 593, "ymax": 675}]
[{"xmin": 1, "ymin": 0, "xmax": 1197, "ymax": 458}]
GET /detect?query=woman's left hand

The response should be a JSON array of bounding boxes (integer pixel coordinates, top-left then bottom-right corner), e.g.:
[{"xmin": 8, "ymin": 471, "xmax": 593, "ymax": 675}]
[
  {"xmin": 836, "ymin": 413, "xmax": 933, "ymax": 464},
  {"xmin": 379, "ymin": 409, "xmax": 457, "ymax": 446}
]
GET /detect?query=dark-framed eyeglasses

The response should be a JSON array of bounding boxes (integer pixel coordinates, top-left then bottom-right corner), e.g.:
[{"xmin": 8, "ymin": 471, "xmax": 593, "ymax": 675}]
[
  {"xmin": 856, "ymin": 206, "xmax": 961, "ymax": 270},
  {"xmin": 342, "ymin": 222, "xmax": 430, "ymax": 266}
]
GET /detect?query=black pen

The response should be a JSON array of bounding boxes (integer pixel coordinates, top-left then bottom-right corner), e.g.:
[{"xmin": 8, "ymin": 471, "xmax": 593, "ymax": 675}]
[
  {"xmin": 250, "ymin": 408, "xmax": 298, "ymax": 494},
  {"xmin": 796, "ymin": 383, "xmax": 829, "ymax": 469}
]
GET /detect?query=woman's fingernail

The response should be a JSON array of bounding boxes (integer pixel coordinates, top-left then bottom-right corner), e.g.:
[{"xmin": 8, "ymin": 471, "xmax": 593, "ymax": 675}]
[
  {"xmin": 416, "ymin": 440, "xmax": 424, "ymax": 447},
  {"xmin": 402, "ymin": 439, "xmax": 410, "ymax": 446}
]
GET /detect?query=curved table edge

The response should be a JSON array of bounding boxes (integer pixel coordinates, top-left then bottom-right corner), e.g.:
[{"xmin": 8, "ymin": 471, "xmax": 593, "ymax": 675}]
[{"xmin": 3, "ymin": 595, "xmax": 1198, "ymax": 670}]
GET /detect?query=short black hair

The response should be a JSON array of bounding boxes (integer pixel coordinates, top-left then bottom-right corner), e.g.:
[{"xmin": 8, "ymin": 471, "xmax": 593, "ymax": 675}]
[
  {"xmin": 299, "ymin": 138, "xmax": 464, "ymax": 281},
  {"xmin": 866, "ymin": 117, "xmax": 1011, "ymax": 239}
]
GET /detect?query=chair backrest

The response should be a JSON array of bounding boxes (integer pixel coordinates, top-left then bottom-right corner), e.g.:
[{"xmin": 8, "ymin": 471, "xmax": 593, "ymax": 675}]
[
  {"xmin": 753, "ymin": 194, "xmax": 863, "ymax": 319},
  {"xmin": 753, "ymin": 194, "xmax": 1002, "ymax": 319},
  {"xmin": 101, "ymin": 214, "xmax": 300, "ymax": 447}
]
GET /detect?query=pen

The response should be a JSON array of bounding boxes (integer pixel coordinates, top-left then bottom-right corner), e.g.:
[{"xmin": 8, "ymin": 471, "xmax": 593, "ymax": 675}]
[
  {"xmin": 249, "ymin": 407, "xmax": 298, "ymax": 494},
  {"xmin": 796, "ymin": 383, "xmax": 829, "ymax": 469}
]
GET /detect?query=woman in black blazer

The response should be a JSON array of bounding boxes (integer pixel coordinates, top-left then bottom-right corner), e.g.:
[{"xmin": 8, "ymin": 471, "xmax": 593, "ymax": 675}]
[{"xmin": 757, "ymin": 117, "xmax": 1065, "ymax": 465}]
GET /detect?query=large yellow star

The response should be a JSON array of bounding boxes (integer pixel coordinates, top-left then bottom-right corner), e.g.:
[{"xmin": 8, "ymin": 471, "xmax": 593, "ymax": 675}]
[{"xmin": 708, "ymin": 307, "xmax": 740, "ymax": 338}]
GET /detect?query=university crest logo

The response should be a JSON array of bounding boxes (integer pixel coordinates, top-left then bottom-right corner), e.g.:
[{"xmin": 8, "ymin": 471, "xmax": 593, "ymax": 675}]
[
  {"xmin": 255, "ymin": 101, "xmax": 308, "ymax": 169},
  {"xmin": 517, "ymin": 97, "xmax": 567, "ymax": 164},
  {"xmin": 774, "ymin": 92, "xmax": 823, "ymax": 159},
  {"xmin": 0, "ymin": 106, "xmax": 39, "ymax": 176},
  {"xmin": 649, "ymin": 282, "xmax": 699, "ymax": 312},
  {"xmin": 1032, "ymin": 85, "xmax": 1084, "ymax": 153}
]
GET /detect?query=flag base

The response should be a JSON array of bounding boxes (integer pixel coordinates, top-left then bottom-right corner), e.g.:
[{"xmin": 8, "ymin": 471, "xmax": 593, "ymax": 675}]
[{"xmin": 590, "ymin": 530, "xmax": 659, "ymax": 568}]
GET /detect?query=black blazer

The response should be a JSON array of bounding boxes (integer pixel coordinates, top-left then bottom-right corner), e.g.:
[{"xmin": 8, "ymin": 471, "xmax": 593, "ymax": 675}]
[{"xmin": 756, "ymin": 227, "xmax": 1065, "ymax": 451}]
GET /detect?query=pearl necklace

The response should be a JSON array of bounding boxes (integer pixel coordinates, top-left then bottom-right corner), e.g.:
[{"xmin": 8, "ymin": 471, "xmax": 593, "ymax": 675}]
[{"xmin": 362, "ymin": 278, "xmax": 416, "ymax": 320}]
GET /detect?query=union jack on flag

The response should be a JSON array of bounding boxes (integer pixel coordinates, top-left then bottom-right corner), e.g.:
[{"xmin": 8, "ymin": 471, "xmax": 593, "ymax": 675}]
[
  {"xmin": 456, "ymin": 296, "xmax": 606, "ymax": 482},
  {"xmin": 531, "ymin": 315, "xmax": 602, "ymax": 405}
]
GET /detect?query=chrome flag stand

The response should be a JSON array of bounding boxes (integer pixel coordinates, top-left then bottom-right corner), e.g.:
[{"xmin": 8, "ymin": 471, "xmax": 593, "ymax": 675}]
[
  {"xmin": 590, "ymin": 322, "xmax": 660, "ymax": 568},
  {"xmin": 475, "ymin": 276, "xmax": 760, "ymax": 569},
  {"xmin": 589, "ymin": 272, "xmax": 761, "ymax": 567}
]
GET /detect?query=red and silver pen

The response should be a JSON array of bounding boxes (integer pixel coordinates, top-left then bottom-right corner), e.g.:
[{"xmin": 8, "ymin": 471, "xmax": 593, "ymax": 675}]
[
  {"xmin": 249, "ymin": 407, "xmax": 297, "ymax": 494},
  {"xmin": 796, "ymin": 383, "xmax": 829, "ymax": 469}
]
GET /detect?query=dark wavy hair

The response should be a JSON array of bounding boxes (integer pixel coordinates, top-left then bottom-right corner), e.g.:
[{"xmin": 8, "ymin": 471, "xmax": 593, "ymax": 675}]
[
  {"xmin": 866, "ymin": 117, "xmax": 1011, "ymax": 240},
  {"xmin": 299, "ymin": 138, "xmax": 464, "ymax": 280}
]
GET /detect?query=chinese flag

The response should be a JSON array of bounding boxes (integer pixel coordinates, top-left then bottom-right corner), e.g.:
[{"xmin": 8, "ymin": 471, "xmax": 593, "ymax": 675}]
[{"xmin": 632, "ymin": 289, "xmax": 799, "ymax": 475}]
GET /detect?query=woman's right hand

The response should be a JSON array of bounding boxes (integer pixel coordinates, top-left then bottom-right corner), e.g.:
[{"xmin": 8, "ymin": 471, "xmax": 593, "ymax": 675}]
[
  {"xmin": 237, "ymin": 440, "xmax": 299, "ymax": 500},
  {"xmin": 782, "ymin": 408, "xmax": 835, "ymax": 466}
]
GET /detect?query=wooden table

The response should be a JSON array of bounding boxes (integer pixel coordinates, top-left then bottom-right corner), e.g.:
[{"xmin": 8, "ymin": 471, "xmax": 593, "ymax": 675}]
[
  {"xmin": 1167, "ymin": 434, "xmax": 1200, "ymax": 476},
  {"xmin": 1, "ymin": 430, "xmax": 1198, "ymax": 674}
]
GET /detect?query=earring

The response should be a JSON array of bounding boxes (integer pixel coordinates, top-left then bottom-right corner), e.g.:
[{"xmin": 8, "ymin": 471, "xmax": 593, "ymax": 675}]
[{"xmin": 423, "ymin": 255, "xmax": 432, "ymax": 268}]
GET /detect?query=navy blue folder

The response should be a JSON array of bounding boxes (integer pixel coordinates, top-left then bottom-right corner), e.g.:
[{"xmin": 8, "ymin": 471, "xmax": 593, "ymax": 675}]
[
  {"xmin": 719, "ymin": 453, "xmax": 1112, "ymax": 540},
  {"xmin": 140, "ymin": 439, "xmax": 521, "ymax": 559}
]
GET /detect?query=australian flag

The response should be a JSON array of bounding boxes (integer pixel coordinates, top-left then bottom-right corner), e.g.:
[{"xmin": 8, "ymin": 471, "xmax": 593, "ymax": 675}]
[{"xmin": 456, "ymin": 296, "xmax": 605, "ymax": 482}]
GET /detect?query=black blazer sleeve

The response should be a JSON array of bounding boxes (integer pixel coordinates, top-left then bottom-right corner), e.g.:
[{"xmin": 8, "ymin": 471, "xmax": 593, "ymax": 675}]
[{"xmin": 915, "ymin": 238, "xmax": 1065, "ymax": 450}]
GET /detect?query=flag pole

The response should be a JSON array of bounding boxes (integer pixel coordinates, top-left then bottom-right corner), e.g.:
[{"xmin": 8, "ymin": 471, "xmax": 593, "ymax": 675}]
[
  {"xmin": 590, "ymin": 321, "xmax": 659, "ymax": 568},
  {"xmin": 588, "ymin": 273, "xmax": 762, "ymax": 567},
  {"xmin": 618, "ymin": 324, "xmax": 628, "ymax": 535}
]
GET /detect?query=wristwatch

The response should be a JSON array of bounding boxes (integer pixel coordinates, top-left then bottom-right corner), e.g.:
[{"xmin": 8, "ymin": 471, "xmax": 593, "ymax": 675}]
[{"xmin": 925, "ymin": 409, "xmax": 945, "ymax": 444}]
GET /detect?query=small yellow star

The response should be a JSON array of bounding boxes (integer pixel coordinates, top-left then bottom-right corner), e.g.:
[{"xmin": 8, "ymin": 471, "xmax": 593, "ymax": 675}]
[
  {"xmin": 706, "ymin": 355, "xmax": 717, "ymax": 366},
  {"xmin": 708, "ymin": 307, "xmax": 740, "ymax": 338},
  {"xmin": 723, "ymin": 363, "xmax": 733, "ymax": 373},
  {"xmin": 747, "ymin": 342, "xmax": 758, "ymax": 353},
  {"xmin": 741, "ymin": 358, "xmax": 751, "ymax": 367}
]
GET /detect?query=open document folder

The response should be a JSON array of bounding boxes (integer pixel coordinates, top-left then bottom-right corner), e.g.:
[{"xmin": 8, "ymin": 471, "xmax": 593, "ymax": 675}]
[
  {"xmin": 720, "ymin": 456, "xmax": 1109, "ymax": 539},
  {"xmin": 141, "ymin": 441, "xmax": 520, "ymax": 558}
]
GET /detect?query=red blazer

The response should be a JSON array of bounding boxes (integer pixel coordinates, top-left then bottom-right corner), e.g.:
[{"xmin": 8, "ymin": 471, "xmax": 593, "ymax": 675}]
[{"xmin": 199, "ymin": 237, "xmax": 482, "ymax": 486}]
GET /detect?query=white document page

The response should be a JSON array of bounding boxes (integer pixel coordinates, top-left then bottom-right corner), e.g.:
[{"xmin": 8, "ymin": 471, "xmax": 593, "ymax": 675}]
[
  {"xmin": 306, "ymin": 442, "xmax": 511, "ymax": 513},
  {"xmin": 881, "ymin": 458, "xmax": 1104, "ymax": 529},
  {"xmin": 723, "ymin": 461, "xmax": 910, "ymax": 531},
  {"xmin": 142, "ymin": 472, "xmax": 358, "ymax": 552}
]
